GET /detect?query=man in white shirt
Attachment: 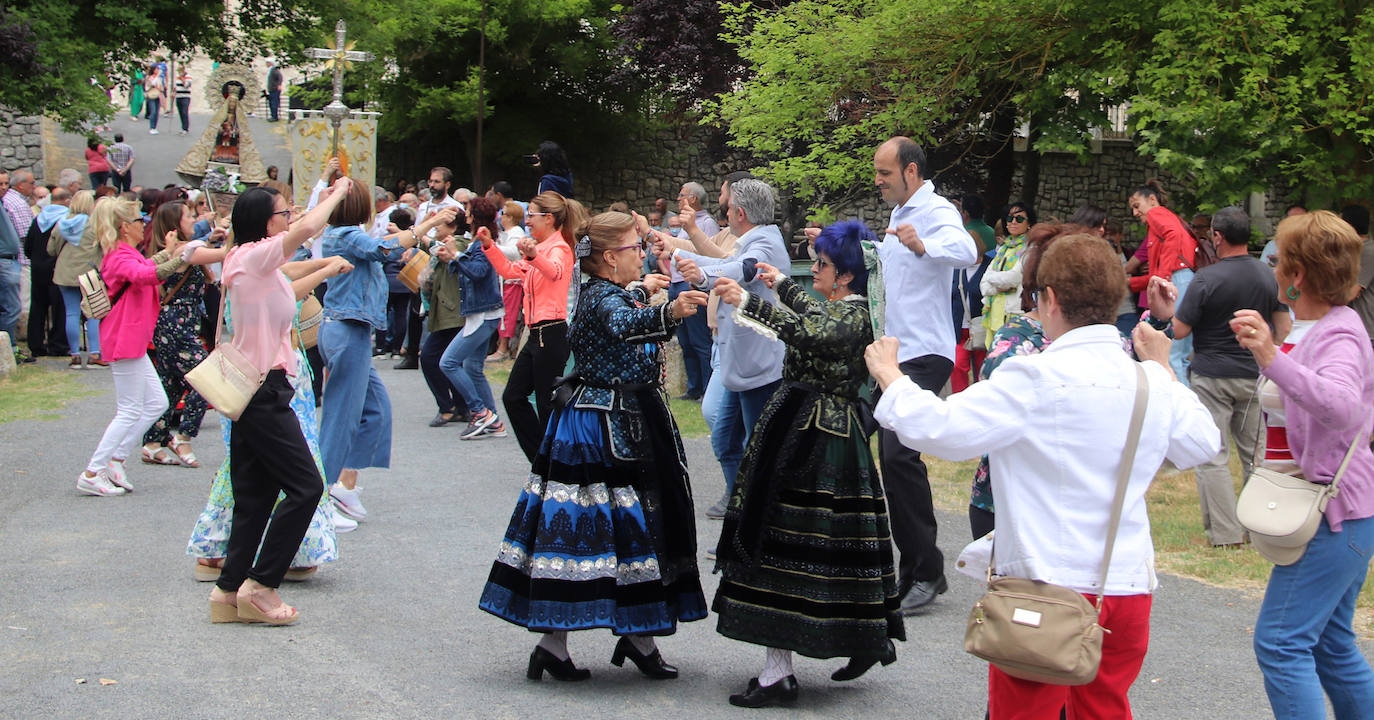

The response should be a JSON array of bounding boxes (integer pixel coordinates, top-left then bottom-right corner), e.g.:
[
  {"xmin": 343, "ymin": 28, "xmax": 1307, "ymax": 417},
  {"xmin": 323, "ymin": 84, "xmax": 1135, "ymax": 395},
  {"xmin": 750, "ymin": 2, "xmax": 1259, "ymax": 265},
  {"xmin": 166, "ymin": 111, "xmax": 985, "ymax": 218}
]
[
  {"xmin": 369, "ymin": 187, "xmax": 399, "ymax": 238},
  {"xmin": 415, "ymin": 167, "xmax": 462, "ymax": 235},
  {"xmin": 873, "ymin": 136, "xmax": 980, "ymax": 613}
]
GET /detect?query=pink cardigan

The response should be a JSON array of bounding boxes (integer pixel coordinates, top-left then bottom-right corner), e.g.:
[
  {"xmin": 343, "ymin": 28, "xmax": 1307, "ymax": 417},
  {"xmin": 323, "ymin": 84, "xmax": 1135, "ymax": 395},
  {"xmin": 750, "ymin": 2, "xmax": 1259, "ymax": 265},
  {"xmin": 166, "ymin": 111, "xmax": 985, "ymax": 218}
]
[
  {"xmin": 1262, "ymin": 305, "xmax": 1374, "ymax": 530},
  {"xmin": 98, "ymin": 243, "xmax": 162, "ymax": 361}
]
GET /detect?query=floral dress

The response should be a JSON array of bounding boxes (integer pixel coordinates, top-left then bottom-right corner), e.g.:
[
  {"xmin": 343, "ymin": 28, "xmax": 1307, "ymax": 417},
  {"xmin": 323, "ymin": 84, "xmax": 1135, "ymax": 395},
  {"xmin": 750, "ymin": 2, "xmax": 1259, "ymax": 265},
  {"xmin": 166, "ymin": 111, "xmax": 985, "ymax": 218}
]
[
  {"xmin": 969, "ymin": 315, "xmax": 1050, "ymax": 515},
  {"xmin": 714, "ymin": 278, "xmax": 904, "ymax": 659},
  {"xmin": 143, "ymin": 265, "xmax": 210, "ymax": 446},
  {"xmin": 185, "ymin": 299, "xmax": 337, "ymax": 568}
]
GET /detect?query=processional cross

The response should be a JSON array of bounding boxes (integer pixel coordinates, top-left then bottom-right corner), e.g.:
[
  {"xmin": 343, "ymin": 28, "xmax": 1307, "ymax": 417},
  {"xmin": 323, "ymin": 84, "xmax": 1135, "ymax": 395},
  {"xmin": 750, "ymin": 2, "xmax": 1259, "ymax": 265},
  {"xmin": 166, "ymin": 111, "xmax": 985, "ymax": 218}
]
[{"xmin": 306, "ymin": 20, "xmax": 375, "ymax": 163}]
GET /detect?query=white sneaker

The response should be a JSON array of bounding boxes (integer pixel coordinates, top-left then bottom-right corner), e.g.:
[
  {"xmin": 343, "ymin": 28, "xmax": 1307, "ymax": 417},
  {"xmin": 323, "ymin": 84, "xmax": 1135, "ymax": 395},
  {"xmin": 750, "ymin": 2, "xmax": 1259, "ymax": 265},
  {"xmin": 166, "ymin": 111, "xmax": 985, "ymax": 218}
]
[
  {"xmin": 329, "ymin": 484, "xmax": 367, "ymax": 521},
  {"xmin": 328, "ymin": 502, "xmax": 357, "ymax": 533},
  {"xmin": 77, "ymin": 471, "xmax": 126, "ymax": 497},
  {"xmin": 106, "ymin": 459, "xmax": 132, "ymax": 492},
  {"xmin": 149, "ymin": 129, "xmax": 159, "ymax": 135}
]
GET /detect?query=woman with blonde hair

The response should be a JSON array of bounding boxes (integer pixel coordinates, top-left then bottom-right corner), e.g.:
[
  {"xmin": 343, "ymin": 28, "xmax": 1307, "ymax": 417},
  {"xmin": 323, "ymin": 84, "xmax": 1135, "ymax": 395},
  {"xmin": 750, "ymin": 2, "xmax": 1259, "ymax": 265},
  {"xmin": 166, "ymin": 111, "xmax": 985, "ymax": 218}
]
[
  {"xmin": 481, "ymin": 191, "xmax": 587, "ymax": 461},
  {"xmin": 75, "ymin": 197, "xmax": 191, "ymax": 496},
  {"xmin": 47, "ymin": 190, "xmax": 104, "ymax": 368},
  {"xmin": 1230, "ymin": 211, "xmax": 1374, "ymax": 719},
  {"xmin": 479, "ymin": 211, "xmax": 708, "ymax": 680}
]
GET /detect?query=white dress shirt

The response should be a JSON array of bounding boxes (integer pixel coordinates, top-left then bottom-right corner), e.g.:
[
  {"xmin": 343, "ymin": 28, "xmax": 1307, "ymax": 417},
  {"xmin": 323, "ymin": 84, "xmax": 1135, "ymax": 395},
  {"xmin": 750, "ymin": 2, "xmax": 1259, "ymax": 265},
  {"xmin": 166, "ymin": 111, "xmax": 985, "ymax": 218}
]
[
  {"xmin": 875, "ymin": 324, "xmax": 1220, "ymax": 595},
  {"xmin": 880, "ymin": 180, "xmax": 979, "ymax": 362}
]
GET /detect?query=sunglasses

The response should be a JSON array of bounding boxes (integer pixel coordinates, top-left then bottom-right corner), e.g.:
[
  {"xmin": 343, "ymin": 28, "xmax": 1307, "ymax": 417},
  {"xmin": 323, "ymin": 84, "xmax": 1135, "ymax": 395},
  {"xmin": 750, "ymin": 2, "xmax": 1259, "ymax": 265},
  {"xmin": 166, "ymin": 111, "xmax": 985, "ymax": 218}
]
[{"xmin": 1006, "ymin": 214, "xmax": 1028, "ymax": 224}]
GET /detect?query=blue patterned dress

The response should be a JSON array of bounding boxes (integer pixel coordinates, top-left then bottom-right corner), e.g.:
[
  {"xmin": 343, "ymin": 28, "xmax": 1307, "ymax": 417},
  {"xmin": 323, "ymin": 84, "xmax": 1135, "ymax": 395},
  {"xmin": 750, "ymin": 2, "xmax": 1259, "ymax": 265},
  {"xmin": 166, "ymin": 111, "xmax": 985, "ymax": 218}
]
[
  {"xmin": 479, "ymin": 276, "xmax": 707, "ymax": 635},
  {"xmin": 185, "ymin": 301, "xmax": 337, "ymax": 567}
]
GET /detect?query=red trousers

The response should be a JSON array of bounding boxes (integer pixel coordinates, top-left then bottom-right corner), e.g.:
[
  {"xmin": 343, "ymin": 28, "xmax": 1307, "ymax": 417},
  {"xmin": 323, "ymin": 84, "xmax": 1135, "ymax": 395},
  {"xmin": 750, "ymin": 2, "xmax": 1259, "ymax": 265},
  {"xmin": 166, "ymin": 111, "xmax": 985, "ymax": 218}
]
[
  {"xmin": 988, "ymin": 593, "xmax": 1152, "ymax": 720},
  {"xmin": 951, "ymin": 328, "xmax": 987, "ymax": 393},
  {"xmin": 498, "ymin": 282, "xmax": 523, "ymax": 339}
]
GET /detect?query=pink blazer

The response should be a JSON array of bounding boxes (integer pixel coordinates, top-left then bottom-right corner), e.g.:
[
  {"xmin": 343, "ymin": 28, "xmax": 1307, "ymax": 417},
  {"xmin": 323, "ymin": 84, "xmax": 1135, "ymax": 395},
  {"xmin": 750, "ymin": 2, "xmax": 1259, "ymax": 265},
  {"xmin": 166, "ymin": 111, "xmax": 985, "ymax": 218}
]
[{"xmin": 98, "ymin": 243, "xmax": 162, "ymax": 361}]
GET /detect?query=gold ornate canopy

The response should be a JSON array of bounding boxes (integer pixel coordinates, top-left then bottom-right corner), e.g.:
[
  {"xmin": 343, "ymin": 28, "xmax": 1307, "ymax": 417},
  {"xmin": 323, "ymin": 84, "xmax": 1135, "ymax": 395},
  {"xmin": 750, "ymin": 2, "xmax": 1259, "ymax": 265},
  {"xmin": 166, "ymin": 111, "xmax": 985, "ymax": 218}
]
[{"xmin": 175, "ymin": 63, "xmax": 268, "ymax": 185}]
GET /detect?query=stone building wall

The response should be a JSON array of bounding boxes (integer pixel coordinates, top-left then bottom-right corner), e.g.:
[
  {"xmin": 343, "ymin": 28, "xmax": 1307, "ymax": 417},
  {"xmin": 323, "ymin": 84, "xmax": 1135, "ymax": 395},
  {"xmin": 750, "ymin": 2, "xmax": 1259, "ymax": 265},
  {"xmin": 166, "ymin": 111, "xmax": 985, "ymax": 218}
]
[{"xmin": 0, "ymin": 111, "xmax": 45, "ymax": 180}]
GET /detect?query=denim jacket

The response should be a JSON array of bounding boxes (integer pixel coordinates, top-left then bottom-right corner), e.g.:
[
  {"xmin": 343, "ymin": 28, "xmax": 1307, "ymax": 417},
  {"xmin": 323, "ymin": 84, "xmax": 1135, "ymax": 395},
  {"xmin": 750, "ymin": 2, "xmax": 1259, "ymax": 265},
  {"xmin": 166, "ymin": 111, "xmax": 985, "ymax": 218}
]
[
  {"xmin": 452, "ymin": 240, "xmax": 504, "ymax": 315},
  {"xmin": 320, "ymin": 224, "xmax": 398, "ymax": 329}
]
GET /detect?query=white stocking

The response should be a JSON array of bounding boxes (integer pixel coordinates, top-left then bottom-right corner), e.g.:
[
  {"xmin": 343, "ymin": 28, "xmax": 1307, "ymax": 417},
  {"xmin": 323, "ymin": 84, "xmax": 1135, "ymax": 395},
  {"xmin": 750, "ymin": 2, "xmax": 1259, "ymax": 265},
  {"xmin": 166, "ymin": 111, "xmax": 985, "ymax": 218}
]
[
  {"xmin": 759, "ymin": 647, "xmax": 793, "ymax": 687},
  {"xmin": 537, "ymin": 630, "xmax": 570, "ymax": 661},
  {"xmin": 628, "ymin": 635, "xmax": 657, "ymax": 656}
]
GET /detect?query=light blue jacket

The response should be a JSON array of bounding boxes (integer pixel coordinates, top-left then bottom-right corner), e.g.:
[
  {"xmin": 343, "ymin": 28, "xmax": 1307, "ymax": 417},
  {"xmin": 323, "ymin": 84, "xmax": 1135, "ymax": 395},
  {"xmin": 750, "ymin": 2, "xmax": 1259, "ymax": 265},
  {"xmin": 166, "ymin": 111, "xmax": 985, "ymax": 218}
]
[
  {"xmin": 320, "ymin": 224, "xmax": 400, "ymax": 329},
  {"xmin": 677, "ymin": 223, "xmax": 788, "ymax": 392}
]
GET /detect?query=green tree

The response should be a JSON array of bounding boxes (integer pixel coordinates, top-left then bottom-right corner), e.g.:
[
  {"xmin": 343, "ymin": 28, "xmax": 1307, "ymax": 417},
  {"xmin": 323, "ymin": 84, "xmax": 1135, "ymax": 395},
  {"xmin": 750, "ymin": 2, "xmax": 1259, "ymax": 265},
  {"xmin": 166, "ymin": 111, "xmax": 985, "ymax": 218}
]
[
  {"xmin": 0, "ymin": 0, "xmax": 329, "ymax": 130},
  {"xmin": 709, "ymin": 0, "xmax": 1374, "ymax": 215}
]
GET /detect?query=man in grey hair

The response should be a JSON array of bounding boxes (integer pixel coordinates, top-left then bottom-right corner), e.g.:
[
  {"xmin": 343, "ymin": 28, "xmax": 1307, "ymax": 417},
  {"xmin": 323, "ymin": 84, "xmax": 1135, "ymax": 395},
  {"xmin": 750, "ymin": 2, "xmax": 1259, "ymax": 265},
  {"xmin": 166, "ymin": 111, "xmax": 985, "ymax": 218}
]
[
  {"xmin": 0, "ymin": 168, "xmax": 36, "ymax": 362},
  {"xmin": 56, "ymin": 168, "xmax": 83, "ymax": 195},
  {"xmin": 668, "ymin": 180, "xmax": 722, "ymax": 402},
  {"xmin": 675, "ymin": 178, "xmax": 788, "ymax": 538}
]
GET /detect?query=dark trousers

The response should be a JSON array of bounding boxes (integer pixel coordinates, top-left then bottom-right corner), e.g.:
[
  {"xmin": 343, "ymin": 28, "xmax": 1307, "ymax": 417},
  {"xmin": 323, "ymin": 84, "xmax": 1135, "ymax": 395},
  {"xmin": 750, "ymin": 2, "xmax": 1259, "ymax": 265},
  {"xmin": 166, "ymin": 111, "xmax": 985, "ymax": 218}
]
[
  {"xmin": 176, "ymin": 97, "xmax": 190, "ymax": 131},
  {"xmin": 669, "ymin": 280, "xmax": 712, "ymax": 396},
  {"xmin": 405, "ymin": 293, "xmax": 423, "ymax": 356},
  {"xmin": 89, "ymin": 172, "xmax": 110, "ymax": 189},
  {"xmin": 267, "ymin": 90, "xmax": 281, "ymax": 121},
  {"xmin": 379, "ymin": 292, "xmax": 409, "ymax": 352},
  {"xmin": 878, "ymin": 353, "xmax": 954, "ymax": 591},
  {"xmin": 201, "ymin": 283, "xmax": 221, "ymax": 345},
  {"xmin": 27, "ymin": 265, "xmax": 67, "ymax": 355},
  {"xmin": 503, "ymin": 320, "xmax": 569, "ymax": 462},
  {"xmin": 420, "ymin": 326, "xmax": 464, "ymax": 415},
  {"xmin": 217, "ymin": 371, "xmax": 324, "ymax": 591},
  {"xmin": 112, "ymin": 170, "xmax": 132, "ymax": 193}
]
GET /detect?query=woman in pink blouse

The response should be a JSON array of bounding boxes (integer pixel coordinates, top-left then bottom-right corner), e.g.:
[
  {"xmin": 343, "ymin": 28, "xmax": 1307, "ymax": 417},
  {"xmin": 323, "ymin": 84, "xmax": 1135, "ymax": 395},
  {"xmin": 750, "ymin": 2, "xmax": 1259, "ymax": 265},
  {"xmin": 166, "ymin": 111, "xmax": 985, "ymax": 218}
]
[
  {"xmin": 77, "ymin": 197, "xmax": 187, "ymax": 497},
  {"xmin": 206, "ymin": 176, "xmax": 353, "ymax": 626}
]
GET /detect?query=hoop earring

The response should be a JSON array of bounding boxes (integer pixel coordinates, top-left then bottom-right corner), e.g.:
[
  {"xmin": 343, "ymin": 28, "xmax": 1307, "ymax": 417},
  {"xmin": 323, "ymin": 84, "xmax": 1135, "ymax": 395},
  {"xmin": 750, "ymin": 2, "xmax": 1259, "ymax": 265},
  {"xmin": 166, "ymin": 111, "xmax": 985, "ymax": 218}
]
[{"xmin": 1286, "ymin": 285, "xmax": 1300, "ymax": 301}]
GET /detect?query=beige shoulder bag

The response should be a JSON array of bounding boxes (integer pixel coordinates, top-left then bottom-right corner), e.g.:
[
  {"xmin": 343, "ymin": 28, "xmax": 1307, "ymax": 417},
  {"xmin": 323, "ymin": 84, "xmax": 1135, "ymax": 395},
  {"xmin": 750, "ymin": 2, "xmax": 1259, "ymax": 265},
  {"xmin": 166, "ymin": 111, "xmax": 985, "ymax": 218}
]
[
  {"xmin": 964, "ymin": 363, "xmax": 1149, "ymax": 686},
  {"xmin": 185, "ymin": 252, "xmax": 265, "ymax": 421},
  {"xmin": 1237, "ymin": 397, "xmax": 1367, "ymax": 565}
]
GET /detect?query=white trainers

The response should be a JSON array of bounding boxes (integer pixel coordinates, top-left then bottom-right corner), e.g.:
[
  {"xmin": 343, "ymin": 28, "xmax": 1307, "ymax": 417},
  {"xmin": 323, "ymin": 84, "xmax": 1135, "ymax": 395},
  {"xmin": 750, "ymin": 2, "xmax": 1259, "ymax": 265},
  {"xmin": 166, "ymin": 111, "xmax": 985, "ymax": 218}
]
[
  {"xmin": 328, "ymin": 502, "xmax": 358, "ymax": 533},
  {"xmin": 149, "ymin": 128, "xmax": 159, "ymax": 135},
  {"xmin": 106, "ymin": 459, "xmax": 133, "ymax": 492},
  {"xmin": 329, "ymin": 484, "xmax": 367, "ymax": 521},
  {"xmin": 77, "ymin": 470, "xmax": 127, "ymax": 497}
]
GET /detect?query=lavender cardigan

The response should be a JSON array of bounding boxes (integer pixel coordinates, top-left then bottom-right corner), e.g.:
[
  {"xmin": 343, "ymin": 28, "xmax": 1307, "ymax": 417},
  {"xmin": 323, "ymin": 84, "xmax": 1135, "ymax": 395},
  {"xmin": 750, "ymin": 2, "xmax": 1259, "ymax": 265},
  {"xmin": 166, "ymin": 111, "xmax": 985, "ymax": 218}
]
[{"xmin": 1262, "ymin": 305, "xmax": 1374, "ymax": 531}]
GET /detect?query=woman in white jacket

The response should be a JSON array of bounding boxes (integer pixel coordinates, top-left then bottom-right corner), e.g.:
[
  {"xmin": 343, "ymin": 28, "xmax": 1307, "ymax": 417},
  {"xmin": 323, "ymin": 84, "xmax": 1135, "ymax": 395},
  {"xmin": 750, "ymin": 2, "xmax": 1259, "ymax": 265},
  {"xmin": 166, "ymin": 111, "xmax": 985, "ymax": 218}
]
[{"xmin": 867, "ymin": 232, "xmax": 1220, "ymax": 720}]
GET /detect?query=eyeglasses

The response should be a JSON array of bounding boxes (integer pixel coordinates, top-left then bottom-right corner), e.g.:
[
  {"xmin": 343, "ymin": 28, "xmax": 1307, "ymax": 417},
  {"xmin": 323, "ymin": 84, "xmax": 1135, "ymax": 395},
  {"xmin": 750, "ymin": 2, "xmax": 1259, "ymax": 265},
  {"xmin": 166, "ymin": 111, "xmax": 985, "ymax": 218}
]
[
  {"xmin": 1006, "ymin": 214, "xmax": 1028, "ymax": 224},
  {"xmin": 273, "ymin": 209, "xmax": 292, "ymax": 219},
  {"xmin": 612, "ymin": 239, "xmax": 648, "ymax": 253},
  {"xmin": 527, "ymin": 211, "xmax": 551, "ymax": 218},
  {"xmin": 815, "ymin": 257, "xmax": 832, "ymax": 269}
]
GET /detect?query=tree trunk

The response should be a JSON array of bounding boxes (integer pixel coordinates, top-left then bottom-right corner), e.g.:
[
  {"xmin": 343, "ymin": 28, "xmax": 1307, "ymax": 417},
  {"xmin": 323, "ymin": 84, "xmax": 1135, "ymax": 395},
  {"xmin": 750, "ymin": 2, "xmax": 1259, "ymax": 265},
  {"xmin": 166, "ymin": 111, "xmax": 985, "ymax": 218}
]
[{"xmin": 982, "ymin": 103, "xmax": 1017, "ymax": 223}]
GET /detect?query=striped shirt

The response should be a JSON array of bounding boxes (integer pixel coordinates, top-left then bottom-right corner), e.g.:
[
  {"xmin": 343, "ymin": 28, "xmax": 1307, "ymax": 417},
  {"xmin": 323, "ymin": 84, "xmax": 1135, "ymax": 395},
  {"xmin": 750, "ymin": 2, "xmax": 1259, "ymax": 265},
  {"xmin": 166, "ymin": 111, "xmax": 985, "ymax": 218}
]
[{"xmin": 174, "ymin": 77, "xmax": 192, "ymax": 98}]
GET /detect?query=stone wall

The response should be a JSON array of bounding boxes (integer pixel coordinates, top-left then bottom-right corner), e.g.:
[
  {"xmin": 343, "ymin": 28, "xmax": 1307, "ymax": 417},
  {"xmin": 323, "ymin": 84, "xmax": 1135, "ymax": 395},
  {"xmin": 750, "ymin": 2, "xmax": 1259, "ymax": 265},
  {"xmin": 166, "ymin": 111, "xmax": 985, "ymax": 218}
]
[{"xmin": 0, "ymin": 110, "xmax": 44, "ymax": 180}]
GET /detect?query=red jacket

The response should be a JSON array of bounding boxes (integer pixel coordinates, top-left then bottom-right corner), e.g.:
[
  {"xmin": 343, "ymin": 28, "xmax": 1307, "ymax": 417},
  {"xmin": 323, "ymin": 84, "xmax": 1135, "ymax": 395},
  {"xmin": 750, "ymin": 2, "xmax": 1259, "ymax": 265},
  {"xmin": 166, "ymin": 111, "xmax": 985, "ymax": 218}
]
[
  {"xmin": 1128, "ymin": 206, "xmax": 1197, "ymax": 293},
  {"xmin": 98, "ymin": 243, "xmax": 162, "ymax": 361}
]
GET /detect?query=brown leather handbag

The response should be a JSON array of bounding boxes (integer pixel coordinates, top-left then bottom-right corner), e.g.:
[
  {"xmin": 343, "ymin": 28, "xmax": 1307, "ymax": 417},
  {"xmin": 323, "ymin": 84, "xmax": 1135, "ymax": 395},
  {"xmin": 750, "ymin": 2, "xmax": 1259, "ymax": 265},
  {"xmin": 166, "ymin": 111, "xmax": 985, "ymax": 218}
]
[{"xmin": 964, "ymin": 364, "xmax": 1149, "ymax": 686}]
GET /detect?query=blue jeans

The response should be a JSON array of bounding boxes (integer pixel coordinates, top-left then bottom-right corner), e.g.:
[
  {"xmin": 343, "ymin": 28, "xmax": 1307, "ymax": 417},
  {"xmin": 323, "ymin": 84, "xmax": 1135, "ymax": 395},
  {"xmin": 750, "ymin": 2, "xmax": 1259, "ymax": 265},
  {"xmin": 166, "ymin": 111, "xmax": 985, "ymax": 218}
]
[
  {"xmin": 59, "ymin": 285, "xmax": 100, "ymax": 354},
  {"xmin": 1254, "ymin": 515, "xmax": 1374, "ymax": 719},
  {"xmin": 0, "ymin": 258, "xmax": 19, "ymax": 351},
  {"xmin": 318, "ymin": 318, "xmax": 392, "ymax": 485},
  {"xmin": 146, "ymin": 98, "xmax": 160, "ymax": 129},
  {"xmin": 440, "ymin": 318, "xmax": 499, "ymax": 416},
  {"xmin": 1169, "ymin": 268, "xmax": 1194, "ymax": 386},
  {"xmin": 711, "ymin": 377, "xmax": 781, "ymax": 496},
  {"xmin": 669, "ymin": 281, "xmax": 712, "ymax": 396}
]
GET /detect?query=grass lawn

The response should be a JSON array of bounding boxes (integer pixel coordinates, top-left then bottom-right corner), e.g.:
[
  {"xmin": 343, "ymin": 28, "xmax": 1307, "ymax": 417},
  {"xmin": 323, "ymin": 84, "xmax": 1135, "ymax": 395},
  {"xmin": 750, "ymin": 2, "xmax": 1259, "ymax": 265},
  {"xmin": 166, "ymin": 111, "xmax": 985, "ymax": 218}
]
[
  {"xmin": 925, "ymin": 450, "xmax": 1374, "ymax": 635},
  {"xmin": 483, "ymin": 357, "xmax": 710, "ymax": 439},
  {"xmin": 0, "ymin": 364, "xmax": 98, "ymax": 424}
]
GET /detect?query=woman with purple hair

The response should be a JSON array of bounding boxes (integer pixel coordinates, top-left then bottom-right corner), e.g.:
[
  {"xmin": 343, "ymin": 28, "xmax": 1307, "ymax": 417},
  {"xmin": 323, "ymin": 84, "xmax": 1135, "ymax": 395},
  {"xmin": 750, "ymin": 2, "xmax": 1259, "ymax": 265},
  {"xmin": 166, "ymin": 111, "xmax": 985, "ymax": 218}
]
[{"xmin": 710, "ymin": 219, "xmax": 904, "ymax": 707}]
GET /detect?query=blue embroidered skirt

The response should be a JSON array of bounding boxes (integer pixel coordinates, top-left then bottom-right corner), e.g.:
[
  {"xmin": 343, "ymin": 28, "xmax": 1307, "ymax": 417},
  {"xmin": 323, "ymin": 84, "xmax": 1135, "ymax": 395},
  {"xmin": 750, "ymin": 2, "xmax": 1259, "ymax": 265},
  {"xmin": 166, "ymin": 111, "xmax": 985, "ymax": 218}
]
[{"xmin": 479, "ymin": 389, "xmax": 706, "ymax": 635}]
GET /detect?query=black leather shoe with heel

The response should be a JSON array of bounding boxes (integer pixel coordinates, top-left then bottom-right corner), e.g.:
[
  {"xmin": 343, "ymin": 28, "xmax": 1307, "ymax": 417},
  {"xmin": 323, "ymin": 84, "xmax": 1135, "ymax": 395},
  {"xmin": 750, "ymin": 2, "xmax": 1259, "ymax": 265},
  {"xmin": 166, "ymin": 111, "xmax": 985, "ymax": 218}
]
[
  {"xmin": 526, "ymin": 647, "xmax": 591, "ymax": 681},
  {"xmin": 830, "ymin": 640, "xmax": 897, "ymax": 681},
  {"xmin": 610, "ymin": 636, "xmax": 678, "ymax": 679}
]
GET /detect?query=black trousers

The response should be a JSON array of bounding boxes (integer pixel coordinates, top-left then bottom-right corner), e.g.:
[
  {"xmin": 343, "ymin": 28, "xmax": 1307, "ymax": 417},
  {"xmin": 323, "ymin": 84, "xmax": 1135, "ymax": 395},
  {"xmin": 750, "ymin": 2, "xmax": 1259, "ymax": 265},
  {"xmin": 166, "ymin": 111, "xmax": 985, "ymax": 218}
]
[
  {"xmin": 112, "ymin": 170, "xmax": 132, "ymax": 193},
  {"xmin": 217, "ymin": 370, "xmax": 324, "ymax": 591},
  {"xmin": 877, "ymin": 353, "xmax": 954, "ymax": 591},
  {"xmin": 404, "ymin": 293, "xmax": 423, "ymax": 356},
  {"xmin": 503, "ymin": 320, "xmax": 568, "ymax": 462},
  {"xmin": 420, "ymin": 326, "xmax": 463, "ymax": 415},
  {"xmin": 27, "ymin": 264, "xmax": 67, "ymax": 355}
]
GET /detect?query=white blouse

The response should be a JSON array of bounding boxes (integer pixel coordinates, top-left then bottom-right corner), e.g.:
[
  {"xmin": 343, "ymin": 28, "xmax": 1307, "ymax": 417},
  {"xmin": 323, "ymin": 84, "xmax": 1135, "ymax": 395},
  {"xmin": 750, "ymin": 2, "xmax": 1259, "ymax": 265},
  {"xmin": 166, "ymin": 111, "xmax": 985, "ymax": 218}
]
[{"xmin": 875, "ymin": 324, "xmax": 1220, "ymax": 595}]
